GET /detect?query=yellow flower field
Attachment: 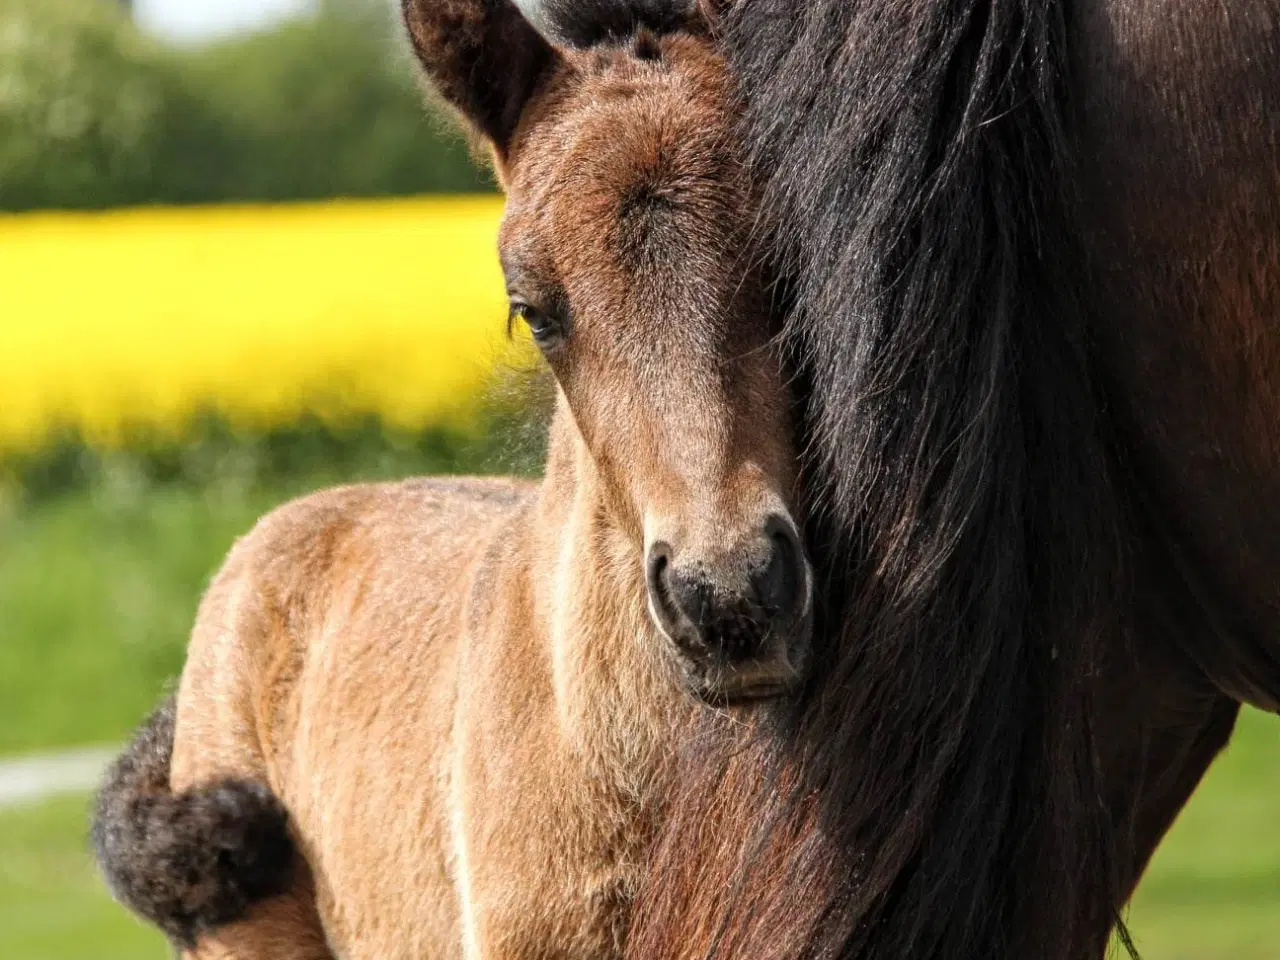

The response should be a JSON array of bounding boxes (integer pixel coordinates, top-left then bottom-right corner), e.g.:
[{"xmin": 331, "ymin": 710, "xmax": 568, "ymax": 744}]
[{"xmin": 0, "ymin": 196, "xmax": 516, "ymax": 452}]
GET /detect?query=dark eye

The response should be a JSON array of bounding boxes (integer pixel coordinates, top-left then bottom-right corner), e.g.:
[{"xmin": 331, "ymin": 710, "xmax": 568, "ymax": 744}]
[{"xmin": 509, "ymin": 301, "xmax": 565, "ymax": 349}]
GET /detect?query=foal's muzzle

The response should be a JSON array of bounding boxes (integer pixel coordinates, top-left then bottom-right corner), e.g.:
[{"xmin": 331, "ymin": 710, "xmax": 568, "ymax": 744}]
[{"xmin": 645, "ymin": 516, "xmax": 812, "ymax": 701}]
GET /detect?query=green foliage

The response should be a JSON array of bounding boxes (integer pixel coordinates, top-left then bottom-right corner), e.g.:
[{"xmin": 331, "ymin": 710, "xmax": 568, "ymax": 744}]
[
  {"xmin": 183, "ymin": 6, "xmax": 489, "ymax": 200},
  {"xmin": 0, "ymin": 0, "xmax": 226, "ymax": 209},
  {"xmin": 1, "ymin": 409, "xmax": 547, "ymax": 508},
  {"xmin": 0, "ymin": 0, "xmax": 490, "ymax": 211},
  {"xmin": 0, "ymin": 488, "xmax": 269, "ymax": 755},
  {"xmin": 0, "ymin": 796, "xmax": 167, "ymax": 958},
  {"xmin": 0, "ymin": 417, "xmax": 546, "ymax": 755}
]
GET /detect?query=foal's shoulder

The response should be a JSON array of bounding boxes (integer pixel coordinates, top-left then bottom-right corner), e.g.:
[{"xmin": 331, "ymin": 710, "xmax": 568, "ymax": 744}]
[{"xmin": 395, "ymin": 475, "xmax": 538, "ymax": 511}]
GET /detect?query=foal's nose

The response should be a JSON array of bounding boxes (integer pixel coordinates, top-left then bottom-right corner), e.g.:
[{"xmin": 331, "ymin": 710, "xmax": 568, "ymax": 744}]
[{"xmin": 645, "ymin": 517, "xmax": 809, "ymax": 670}]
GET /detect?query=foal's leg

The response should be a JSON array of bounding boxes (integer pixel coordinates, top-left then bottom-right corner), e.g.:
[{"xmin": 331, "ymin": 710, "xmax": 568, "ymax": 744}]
[
  {"xmin": 179, "ymin": 869, "xmax": 334, "ymax": 960},
  {"xmin": 166, "ymin": 562, "xmax": 337, "ymax": 960}
]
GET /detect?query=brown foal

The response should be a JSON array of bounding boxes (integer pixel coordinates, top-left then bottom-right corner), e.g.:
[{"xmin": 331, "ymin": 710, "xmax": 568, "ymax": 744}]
[{"xmin": 93, "ymin": 5, "xmax": 810, "ymax": 959}]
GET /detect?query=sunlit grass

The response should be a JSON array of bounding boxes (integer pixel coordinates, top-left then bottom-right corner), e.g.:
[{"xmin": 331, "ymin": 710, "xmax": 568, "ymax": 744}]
[
  {"xmin": 1125, "ymin": 708, "xmax": 1280, "ymax": 959},
  {"xmin": 0, "ymin": 795, "xmax": 167, "ymax": 960},
  {"xmin": 0, "ymin": 422, "xmax": 542, "ymax": 753},
  {"xmin": 0, "ymin": 197, "xmax": 510, "ymax": 452}
]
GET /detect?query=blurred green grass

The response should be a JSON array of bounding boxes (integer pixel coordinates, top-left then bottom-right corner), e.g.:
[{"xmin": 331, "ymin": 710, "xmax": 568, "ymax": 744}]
[
  {"xmin": 1124, "ymin": 706, "xmax": 1280, "ymax": 960},
  {"xmin": 0, "ymin": 446, "xmax": 1275, "ymax": 958},
  {"xmin": 0, "ymin": 484, "xmax": 288, "ymax": 753},
  {"xmin": 0, "ymin": 795, "xmax": 167, "ymax": 959}
]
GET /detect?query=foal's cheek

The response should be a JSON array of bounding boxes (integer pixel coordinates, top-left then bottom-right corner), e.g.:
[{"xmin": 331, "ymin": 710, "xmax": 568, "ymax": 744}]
[
  {"xmin": 549, "ymin": 367, "xmax": 616, "ymax": 467},
  {"xmin": 551, "ymin": 345, "xmax": 621, "ymax": 428}
]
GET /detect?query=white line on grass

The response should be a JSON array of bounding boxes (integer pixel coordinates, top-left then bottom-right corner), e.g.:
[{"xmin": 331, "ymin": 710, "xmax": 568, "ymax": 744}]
[{"xmin": 0, "ymin": 746, "xmax": 118, "ymax": 809}]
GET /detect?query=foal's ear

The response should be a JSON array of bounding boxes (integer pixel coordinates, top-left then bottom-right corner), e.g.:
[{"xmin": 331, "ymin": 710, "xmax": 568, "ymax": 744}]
[{"xmin": 401, "ymin": 0, "xmax": 557, "ymax": 166}]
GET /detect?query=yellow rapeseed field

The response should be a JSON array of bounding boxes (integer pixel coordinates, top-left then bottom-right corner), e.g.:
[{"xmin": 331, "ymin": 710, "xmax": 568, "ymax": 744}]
[{"xmin": 0, "ymin": 196, "xmax": 517, "ymax": 452}]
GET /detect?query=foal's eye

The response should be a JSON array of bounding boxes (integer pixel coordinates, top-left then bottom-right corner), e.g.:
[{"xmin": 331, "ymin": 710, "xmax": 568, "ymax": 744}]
[{"xmin": 509, "ymin": 301, "xmax": 565, "ymax": 349}]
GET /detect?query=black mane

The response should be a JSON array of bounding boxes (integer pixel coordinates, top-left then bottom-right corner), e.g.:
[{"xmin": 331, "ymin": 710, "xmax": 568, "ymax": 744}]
[{"xmin": 622, "ymin": 1, "xmax": 1137, "ymax": 958}]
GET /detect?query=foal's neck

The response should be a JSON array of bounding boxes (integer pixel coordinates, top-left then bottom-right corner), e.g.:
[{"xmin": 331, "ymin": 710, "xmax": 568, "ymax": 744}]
[{"xmin": 526, "ymin": 411, "xmax": 685, "ymax": 786}]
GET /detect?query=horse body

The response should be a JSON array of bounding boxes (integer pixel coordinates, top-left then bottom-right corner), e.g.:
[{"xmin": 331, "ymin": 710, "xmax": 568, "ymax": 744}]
[
  {"xmin": 1073, "ymin": 0, "xmax": 1280, "ymax": 903},
  {"xmin": 1074, "ymin": 0, "xmax": 1280, "ymax": 711},
  {"xmin": 593, "ymin": 0, "xmax": 1279, "ymax": 958}
]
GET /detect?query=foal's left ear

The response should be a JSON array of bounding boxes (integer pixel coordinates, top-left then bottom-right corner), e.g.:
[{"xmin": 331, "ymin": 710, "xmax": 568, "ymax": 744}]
[{"xmin": 401, "ymin": 0, "xmax": 557, "ymax": 166}]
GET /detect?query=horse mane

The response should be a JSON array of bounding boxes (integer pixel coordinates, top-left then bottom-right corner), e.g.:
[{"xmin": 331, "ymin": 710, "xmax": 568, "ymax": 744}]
[{"xmin": 604, "ymin": 0, "xmax": 1138, "ymax": 957}]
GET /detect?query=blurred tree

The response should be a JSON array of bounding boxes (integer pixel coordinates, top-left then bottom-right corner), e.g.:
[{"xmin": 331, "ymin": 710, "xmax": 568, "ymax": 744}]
[
  {"xmin": 186, "ymin": 6, "xmax": 488, "ymax": 200},
  {"xmin": 0, "ymin": 0, "xmax": 489, "ymax": 211},
  {"xmin": 0, "ymin": 0, "xmax": 227, "ymax": 209}
]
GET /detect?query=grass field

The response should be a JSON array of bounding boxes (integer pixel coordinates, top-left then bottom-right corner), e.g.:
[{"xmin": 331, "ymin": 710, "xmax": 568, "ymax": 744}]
[
  {"xmin": 0, "ymin": 423, "xmax": 542, "ymax": 753},
  {"xmin": 1124, "ymin": 706, "xmax": 1280, "ymax": 960},
  {"xmin": 0, "ymin": 796, "xmax": 167, "ymax": 959},
  {"xmin": 1, "ymin": 477, "xmax": 1276, "ymax": 958},
  {"xmin": 0, "ymin": 484, "xmax": 289, "ymax": 754}
]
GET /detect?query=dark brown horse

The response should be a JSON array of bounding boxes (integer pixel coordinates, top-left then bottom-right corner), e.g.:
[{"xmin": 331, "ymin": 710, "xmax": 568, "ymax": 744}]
[{"xmin": 518, "ymin": 0, "xmax": 1280, "ymax": 958}]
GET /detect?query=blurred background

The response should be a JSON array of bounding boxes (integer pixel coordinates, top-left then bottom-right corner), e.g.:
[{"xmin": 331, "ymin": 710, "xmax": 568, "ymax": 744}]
[{"xmin": 0, "ymin": 0, "xmax": 1273, "ymax": 957}]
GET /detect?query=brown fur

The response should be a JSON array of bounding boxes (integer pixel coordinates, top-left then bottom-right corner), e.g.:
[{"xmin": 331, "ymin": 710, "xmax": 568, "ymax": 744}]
[{"xmin": 93, "ymin": 13, "xmax": 808, "ymax": 960}]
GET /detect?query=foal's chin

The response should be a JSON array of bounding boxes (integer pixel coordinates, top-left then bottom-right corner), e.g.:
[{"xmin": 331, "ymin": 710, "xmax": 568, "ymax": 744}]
[{"xmin": 678, "ymin": 626, "xmax": 813, "ymax": 705}]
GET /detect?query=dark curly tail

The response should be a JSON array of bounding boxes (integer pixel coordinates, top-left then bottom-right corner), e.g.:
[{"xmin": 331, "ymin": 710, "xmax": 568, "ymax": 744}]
[{"xmin": 91, "ymin": 696, "xmax": 296, "ymax": 948}]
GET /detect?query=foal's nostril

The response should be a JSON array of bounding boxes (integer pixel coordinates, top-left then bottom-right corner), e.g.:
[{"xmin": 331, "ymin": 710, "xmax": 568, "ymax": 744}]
[
  {"xmin": 646, "ymin": 542, "xmax": 715, "ymax": 646},
  {"xmin": 646, "ymin": 541, "xmax": 688, "ymax": 641},
  {"xmin": 754, "ymin": 517, "xmax": 804, "ymax": 620},
  {"xmin": 646, "ymin": 520, "xmax": 810, "ymax": 698},
  {"xmin": 646, "ymin": 521, "xmax": 808, "ymax": 667}
]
